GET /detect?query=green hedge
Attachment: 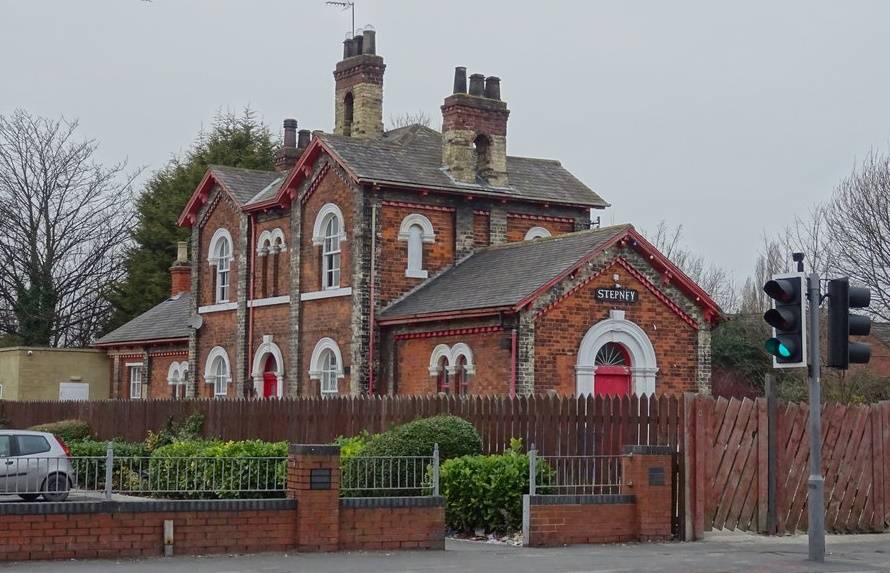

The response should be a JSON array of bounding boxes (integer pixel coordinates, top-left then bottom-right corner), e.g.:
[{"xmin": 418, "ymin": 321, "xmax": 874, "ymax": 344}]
[
  {"xmin": 66, "ymin": 439, "xmax": 149, "ymax": 491},
  {"xmin": 359, "ymin": 415, "xmax": 481, "ymax": 459},
  {"xmin": 29, "ymin": 420, "xmax": 92, "ymax": 442},
  {"xmin": 440, "ymin": 440, "xmax": 552, "ymax": 534},
  {"xmin": 149, "ymin": 440, "xmax": 288, "ymax": 499}
]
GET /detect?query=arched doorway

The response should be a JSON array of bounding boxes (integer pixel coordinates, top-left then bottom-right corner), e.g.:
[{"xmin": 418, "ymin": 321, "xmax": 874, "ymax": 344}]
[
  {"xmin": 262, "ymin": 355, "xmax": 278, "ymax": 398},
  {"xmin": 593, "ymin": 342, "xmax": 632, "ymax": 396},
  {"xmin": 576, "ymin": 310, "xmax": 659, "ymax": 396}
]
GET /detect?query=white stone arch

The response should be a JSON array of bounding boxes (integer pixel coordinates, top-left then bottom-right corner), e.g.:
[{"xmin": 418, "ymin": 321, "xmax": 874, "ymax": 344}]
[
  {"xmin": 428, "ymin": 344, "xmax": 452, "ymax": 375},
  {"xmin": 308, "ymin": 337, "xmax": 345, "ymax": 380},
  {"xmin": 311, "ymin": 203, "xmax": 347, "ymax": 246},
  {"xmin": 524, "ymin": 226, "xmax": 552, "ymax": 240},
  {"xmin": 208, "ymin": 228, "xmax": 234, "ymax": 265},
  {"xmin": 449, "ymin": 343, "xmax": 476, "ymax": 375},
  {"xmin": 251, "ymin": 335, "xmax": 284, "ymax": 398},
  {"xmin": 576, "ymin": 310, "xmax": 658, "ymax": 396},
  {"xmin": 257, "ymin": 230, "xmax": 273, "ymax": 254},
  {"xmin": 167, "ymin": 361, "xmax": 184, "ymax": 385},
  {"xmin": 398, "ymin": 213, "xmax": 436, "ymax": 243},
  {"xmin": 270, "ymin": 228, "xmax": 287, "ymax": 252}
]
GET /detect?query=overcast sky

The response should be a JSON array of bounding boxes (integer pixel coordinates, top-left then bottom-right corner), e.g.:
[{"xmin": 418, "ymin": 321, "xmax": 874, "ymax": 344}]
[{"xmin": 3, "ymin": 0, "xmax": 890, "ymax": 282}]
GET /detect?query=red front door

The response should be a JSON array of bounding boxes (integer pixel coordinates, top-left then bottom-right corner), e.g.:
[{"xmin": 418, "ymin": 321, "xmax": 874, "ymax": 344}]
[
  {"xmin": 594, "ymin": 365, "xmax": 631, "ymax": 396},
  {"xmin": 263, "ymin": 372, "xmax": 278, "ymax": 398}
]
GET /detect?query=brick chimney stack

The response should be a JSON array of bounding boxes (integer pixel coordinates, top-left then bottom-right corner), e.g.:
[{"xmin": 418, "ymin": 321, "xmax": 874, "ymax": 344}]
[
  {"xmin": 441, "ymin": 67, "xmax": 510, "ymax": 187},
  {"xmin": 170, "ymin": 241, "xmax": 191, "ymax": 297},
  {"xmin": 275, "ymin": 118, "xmax": 308, "ymax": 172},
  {"xmin": 334, "ymin": 26, "xmax": 385, "ymax": 139}
]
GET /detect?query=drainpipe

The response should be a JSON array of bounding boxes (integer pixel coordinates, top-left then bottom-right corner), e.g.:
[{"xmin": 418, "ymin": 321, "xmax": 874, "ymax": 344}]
[
  {"xmin": 246, "ymin": 214, "xmax": 257, "ymax": 399},
  {"xmin": 510, "ymin": 327, "xmax": 517, "ymax": 398},
  {"xmin": 368, "ymin": 202, "xmax": 377, "ymax": 394}
]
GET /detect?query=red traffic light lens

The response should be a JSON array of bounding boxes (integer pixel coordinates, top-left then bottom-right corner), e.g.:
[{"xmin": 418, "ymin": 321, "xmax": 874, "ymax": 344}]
[{"xmin": 764, "ymin": 279, "xmax": 795, "ymax": 303}]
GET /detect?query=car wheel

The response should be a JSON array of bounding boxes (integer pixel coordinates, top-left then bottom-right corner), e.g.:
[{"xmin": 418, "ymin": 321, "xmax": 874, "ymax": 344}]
[
  {"xmin": 18, "ymin": 494, "xmax": 39, "ymax": 502},
  {"xmin": 41, "ymin": 474, "xmax": 70, "ymax": 502}
]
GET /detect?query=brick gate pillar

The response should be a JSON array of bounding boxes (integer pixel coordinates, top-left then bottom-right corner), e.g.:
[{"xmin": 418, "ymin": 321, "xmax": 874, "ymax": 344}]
[
  {"xmin": 622, "ymin": 445, "xmax": 673, "ymax": 542},
  {"xmin": 287, "ymin": 444, "xmax": 341, "ymax": 551}
]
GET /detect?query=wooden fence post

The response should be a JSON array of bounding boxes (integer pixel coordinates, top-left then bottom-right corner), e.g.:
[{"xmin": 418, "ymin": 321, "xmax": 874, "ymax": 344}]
[{"xmin": 766, "ymin": 375, "xmax": 778, "ymax": 535}]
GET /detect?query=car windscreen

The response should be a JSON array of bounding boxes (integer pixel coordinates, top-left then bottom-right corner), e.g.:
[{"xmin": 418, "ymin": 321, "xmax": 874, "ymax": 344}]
[
  {"xmin": 15, "ymin": 435, "xmax": 51, "ymax": 456},
  {"xmin": 0, "ymin": 436, "xmax": 10, "ymax": 457}
]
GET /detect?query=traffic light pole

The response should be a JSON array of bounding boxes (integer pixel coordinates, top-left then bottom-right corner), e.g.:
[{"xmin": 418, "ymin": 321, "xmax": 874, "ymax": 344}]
[{"xmin": 807, "ymin": 272, "xmax": 825, "ymax": 562}]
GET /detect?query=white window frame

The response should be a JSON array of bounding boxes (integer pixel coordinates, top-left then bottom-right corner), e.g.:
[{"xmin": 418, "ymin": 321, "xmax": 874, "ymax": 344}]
[
  {"xmin": 524, "ymin": 226, "xmax": 552, "ymax": 240},
  {"xmin": 126, "ymin": 363, "xmax": 144, "ymax": 400},
  {"xmin": 167, "ymin": 361, "xmax": 188, "ymax": 386},
  {"xmin": 204, "ymin": 346, "xmax": 231, "ymax": 398},
  {"xmin": 309, "ymin": 337, "xmax": 345, "ymax": 395},
  {"xmin": 322, "ymin": 214, "xmax": 342, "ymax": 289},
  {"xmin": 208, "ymin": 228, "xmax": 234, "ymax": 304},
  {"xmin": 398, "ymin": 213, "xmax": 435, "ymax": 279}
]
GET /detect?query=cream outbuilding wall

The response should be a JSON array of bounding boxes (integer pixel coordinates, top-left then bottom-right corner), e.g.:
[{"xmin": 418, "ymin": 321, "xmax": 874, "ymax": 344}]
[{"xmin": 0, "ymin": 347, "xmax": 109, "ymax": 401}]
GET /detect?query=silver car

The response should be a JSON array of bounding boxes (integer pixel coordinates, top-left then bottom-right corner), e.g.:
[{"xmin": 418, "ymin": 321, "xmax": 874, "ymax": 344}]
[{"xmin": 0, "ymin": 430, "xmax": 74, "ymax": 502}]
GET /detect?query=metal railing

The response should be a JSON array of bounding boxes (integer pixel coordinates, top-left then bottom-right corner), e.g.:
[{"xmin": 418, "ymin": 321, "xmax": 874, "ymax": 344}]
[
  {"xmin": 340, "ymin": 443, "xmax": 439, "ymax": 497},
  {"xmin": 528, "ymin": 449, "xmax": 623, "ymax": 496}
]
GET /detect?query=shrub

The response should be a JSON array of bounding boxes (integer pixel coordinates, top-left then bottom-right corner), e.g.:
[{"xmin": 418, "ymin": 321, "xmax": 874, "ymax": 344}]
[
  {"xmin": 66, "ymin": 439, "xmax": 149, "ymax": 490},
  {"xmin": 144, "ymin": 412, "xmax": 205, "ymax": 453},
  {"xmin": 439, "ymin": 439, "xmax": 551, "ymax": 534},
  {"xmin": 150, "ymin": 439, "xmax": 288, "ymax": 499},
  {"xmin": 360, "ymin": 415, "xmax": 481, "ymax": 460},
  {"xmin": 334, "ymin": 431, "xmax": 370, "ymax": 462},
  {"xmin": 29, "ymin": 419, "xmax": 91, "ymax": 442}
]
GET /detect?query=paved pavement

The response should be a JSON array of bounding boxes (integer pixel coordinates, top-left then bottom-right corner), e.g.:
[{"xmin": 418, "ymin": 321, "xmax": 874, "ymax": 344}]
[{"xmin": 3, "ymin": 532, "xmax": 890, "ymax": 572}]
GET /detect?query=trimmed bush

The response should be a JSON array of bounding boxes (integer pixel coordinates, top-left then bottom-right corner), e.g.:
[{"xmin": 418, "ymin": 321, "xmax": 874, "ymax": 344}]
[
  {"xmin": 440, "ymin": 440, "xmax": 552, "ymax": 534},
  {"xmin": 150, "ymin": 440, "xmax": 288, "ymax": 499},
  {"xmin": 29, "ymin": 419, "xmax": 91, "ymax": 442},
  {"xmin": 66, "ymin": 439, "xmax": 149, "ymax": 491},
  {"xmin": 359, "ymin": 415, "xmax": 481, "ymax": 460},
  {"xmin": 334, "ymin": 431, "xmax": 370, "ymax": 462}
]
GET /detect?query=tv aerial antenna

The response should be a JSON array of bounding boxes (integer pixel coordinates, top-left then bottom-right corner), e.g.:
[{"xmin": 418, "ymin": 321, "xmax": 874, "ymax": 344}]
[{"xmin": 325, "ymin": 1, "xmax": 356, "ymax": 37}]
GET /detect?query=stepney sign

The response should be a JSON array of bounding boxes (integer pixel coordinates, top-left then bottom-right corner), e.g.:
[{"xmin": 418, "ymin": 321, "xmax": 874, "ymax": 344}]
[{"xmin": 595, "ymin": 287, "xmax": 639, "ymax": 303}]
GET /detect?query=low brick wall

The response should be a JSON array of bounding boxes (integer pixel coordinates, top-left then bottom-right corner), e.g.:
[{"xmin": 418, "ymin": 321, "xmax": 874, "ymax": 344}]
[
  {"xmin": 523, "ymin": 446, "xmax": 674, "ymax": 547},
  {"xmin": 0, "ymin": 499, "xmax": 296, "ymax": 561},
  {"xmin": 339, "ymin": 497, "xmax": 445, "ymax": 550},
  {"xmin": 523, "ymin": 495, "xmax": 637, "ymax": 546}
]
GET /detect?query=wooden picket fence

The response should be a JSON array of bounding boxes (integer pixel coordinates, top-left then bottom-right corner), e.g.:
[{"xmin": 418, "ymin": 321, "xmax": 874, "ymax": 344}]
[{"xmin": 685, "ymin": 394, "xmax": 890, "ymax": 537}]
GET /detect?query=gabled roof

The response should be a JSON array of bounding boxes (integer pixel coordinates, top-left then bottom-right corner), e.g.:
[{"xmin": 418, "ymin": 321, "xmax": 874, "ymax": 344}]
[
  {"xmin": 93, "ymin": 293, "xmax": 193, "ymax": 347},
  {"xmin": 315, "ymin": 125, "xmax": 608, "ymax": 208},
  {"xmin": 378, "ymin": 225, "xmax": 723, "ymax": 326},
  {"xmin": 178, "ymin": 166, "xmax": 287, "ymax": 226}
]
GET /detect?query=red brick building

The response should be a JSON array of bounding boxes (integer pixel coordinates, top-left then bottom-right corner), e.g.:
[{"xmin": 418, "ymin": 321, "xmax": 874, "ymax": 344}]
[{"xmin": 100, "ymin": 30, "xmax": 721, "ymax": 400}]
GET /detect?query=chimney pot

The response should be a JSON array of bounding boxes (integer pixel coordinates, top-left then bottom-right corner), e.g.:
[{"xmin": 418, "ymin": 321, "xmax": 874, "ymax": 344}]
[
  {"xmin": 353, "ymin": 34, "xmax": 363, "ymax": 55},
  {"xmin": 484, "ymin": 76, "xmax": 501, "ymax": 100},
  {"xmin": 344, "ymin": 38, "xmax": 355, "ymax": 58},
  {"xmin": 453, "ymin": 67, "xmax": 467, "ymax": 94},
  {"xmin": 362, "ymin": 28, "xmax": 376, "ymax": 55},
  {"xmin": 297, "ymin": 129, "xmax": 311, "ymax": 149},
  {"xmin": 170, "ymin": 241, "xmax": 191, "ymax": 297},
  {"xmin": 469, "ymin": 74, "xmax": 485, "ymax": 96},
  {"xmin": 283, "ymin": 118, "xmax": 298, "ymax": 148},
  {"xmin": 176, "ymin": 241, "xmax": 188, "ymax": 264}
]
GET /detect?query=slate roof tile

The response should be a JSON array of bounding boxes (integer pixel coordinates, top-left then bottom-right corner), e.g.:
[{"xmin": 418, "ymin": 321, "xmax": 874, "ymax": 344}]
[{"xmin": 94, "ymin": 294, "xmax": 192, "ymax": 345}]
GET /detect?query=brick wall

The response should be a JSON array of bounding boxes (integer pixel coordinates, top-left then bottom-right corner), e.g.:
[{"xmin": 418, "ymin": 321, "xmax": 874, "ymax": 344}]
[
  {"xmin": 339, "ymin": 498, "xmax": 445, "ymax": 550},
  {"xmin": 195, "ymin": 312, "xmax": 238, "ymax": 399},
  {"xmin": 300, "ymin": 297, "xmax": 352, "ymax": 396},
  {"xmin": 394, "ymin": 328, "xmax": 512, "ymax": 395},
  {"xmin": 300, "ymin": 169, "xmax": 352, "ymax": 294},
  {"xmin": 252, "ymin": 212, "xmax": 291, "ymax": 299},
  {"xmin": 473, "ymin": 212, "xmax": 490, "ymax": 248},
  {"xmin": 506, "ymin": 214, "xmax": 574, "ymax": 242},
  {"xmin": 377, "ymin": 202, "xmax": 455, "ymax": 307},
  {"xmin": 248, "ymin": 304, "xmax": 291, "ymax": 396},
  {"xmin": 0, "ymin": 500, "xmax": 296, "ymax": 561},
  {"xmin": 146, "ymin": 351, "xmax": 188, "ymax": 399},
  {"xmin": 198, "ymin": 191, "xmax": 241, "ymax": 308},
  {"xmin": 533, "ymin": 258, "xmax": 699, "ymax": 396}
]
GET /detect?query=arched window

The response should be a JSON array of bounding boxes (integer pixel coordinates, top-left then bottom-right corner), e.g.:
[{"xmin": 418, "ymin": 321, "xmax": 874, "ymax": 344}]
[
  {"xmin": 343, "ymin": 92, "xmax": 354, "ymax": 136},
  {"xmin": 524, "ymin": 226, "xmax": 552, "ymax": 241},
  {"xmin": 398, "ymin": 214, "xmax": 435, "ymax": 279},
  {"xmin": 309, "ymin": 338, "xmax": 345, "ymax": 396},
  {"xmin": 474, "ymin": 134, "xmax": 492, "ymax": 180},
  {"xmin": 455, "ymin": 355, "xmax": 469, "ymax": 396},
  {"xmin": 436, "ymin": 355, "xmax": 450, "ymax": 394},
  {"xmin": 208, "ymin": 229, "xmax": 233, "ymax": 303},
  {"xmin": 204, "ymin": 347, "xmax": 231, "ymax": 398},
  {"xmin": 322, "ymin": 215, "xmax": 341, "ymax": 289}
]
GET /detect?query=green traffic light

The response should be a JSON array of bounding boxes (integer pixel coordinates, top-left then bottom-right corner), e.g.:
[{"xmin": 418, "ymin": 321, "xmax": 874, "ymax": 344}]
[{"xmin": 765, "ymin": 338, "xmax": 792, "ymax": 359}]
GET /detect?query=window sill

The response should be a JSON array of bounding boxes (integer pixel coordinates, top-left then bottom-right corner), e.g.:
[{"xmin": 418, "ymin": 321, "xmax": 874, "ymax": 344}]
[
  {"xmin": 198, "ymin": 302, "xmax": 239, "ymax": 314},
  {"xmin": 300, "ymin": 287, "xmax": 352, "ymax": 301},
  {"xmin": 405, "ymin": 269, "xmax": 429, "ymax": 279},
  {"xmin": 248, "ymin": 295, "xmax": 290, "ymax": 308}
]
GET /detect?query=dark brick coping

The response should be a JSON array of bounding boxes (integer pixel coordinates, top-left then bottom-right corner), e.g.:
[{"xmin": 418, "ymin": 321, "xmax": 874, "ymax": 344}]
[
  {"xmin": 622, "ymin": 445, "xmax": 674, "ymax": 455},
  {"xmin": 0, "ymin": 498, "xmax": 295, "ymax": 516},
  {"xmin": 288, "ymin": 444, "xmax": 341, "ymax": 455},
  {"xmin": 527, "ymin": 494, "xmax": 635, "ymax": 506},
  {"xmin": 340, "ymin": 496, "xmax": 444, "ymax": 509}
]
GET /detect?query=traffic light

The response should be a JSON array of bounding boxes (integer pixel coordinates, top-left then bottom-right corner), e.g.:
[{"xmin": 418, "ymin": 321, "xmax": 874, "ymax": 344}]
[
  {"xmin": 827, "ymin": 277, "xmax": 871, "ymax": 369},
  {"xmin": 763, "ymin": 272, "xmax": 808, "ymax": 368}
]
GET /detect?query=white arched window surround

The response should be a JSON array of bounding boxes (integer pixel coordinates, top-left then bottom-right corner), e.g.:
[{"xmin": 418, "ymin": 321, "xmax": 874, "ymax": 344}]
[
  {"xmin": 208, "ymin": 228, "xmax": 233, "ymax": 303},
  {"xmin": 398, "ymin": 214, "xmax": 435, "ymax": 279},
  {"xmin": 309, "ymin": 338, "xmax": 345, "ymax": 395},
  {"xmin": 576, "ymin": 310, "xmax": 658, "ymax": 397},
  {"xmin": 257, "ymin": 228, "xmax": 287, "ymax": 254},
  {"xmin": 208, "ymin": 228, "xmax": 234, "ymax": 264},
  {"xmin": 312, "ymin": 204, "xmax": 346, "ymax": 290},
  {"xmin": 251, "ymin": 335, "xmax": 284, "ymax": 398},
  {"xmin": 524, "ymin": 226, "xmax": 552, "ymax": 241},
  {"xmin": 204, "ymin": 346, "xmax": 231, "ymax": 397},
  {"xmin": 311, "ymin": 204, "xmax": 347, "ymax": 246},
  {"xmin": 166, "ymin": 361, "xmax": 188, "ymax": 385},
  {"xmin": 427, "ymin": 343, "xmax": 476, "ymax": 376}
]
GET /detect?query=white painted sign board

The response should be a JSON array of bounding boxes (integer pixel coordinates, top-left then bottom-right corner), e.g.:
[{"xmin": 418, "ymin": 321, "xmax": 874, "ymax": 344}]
[{"xmin": 59, "ymin": 382, "xmax": 89, "ymax": 401}]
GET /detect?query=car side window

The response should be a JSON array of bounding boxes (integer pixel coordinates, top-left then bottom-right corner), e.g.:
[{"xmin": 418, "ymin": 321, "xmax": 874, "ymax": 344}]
[
  {"xmin": 0, "ymin": 436, "xmax": 9, "ymax": 457},
  {"xmin": 15, "ymin": 436, "xmax": 50, "ymax": 456}
]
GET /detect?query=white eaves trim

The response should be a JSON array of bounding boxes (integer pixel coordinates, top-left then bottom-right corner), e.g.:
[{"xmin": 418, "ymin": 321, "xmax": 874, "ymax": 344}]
[
  {"xmin": 198, "ymin": 302, "xmax": 238, "ymax": 314},
  {"xmin": 300, "ymin": 287, "xmax": 352, "ymax": 302},
  {"xmin": 248, "ymin": 295, "xmax": 290, "ymax": 308}
]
